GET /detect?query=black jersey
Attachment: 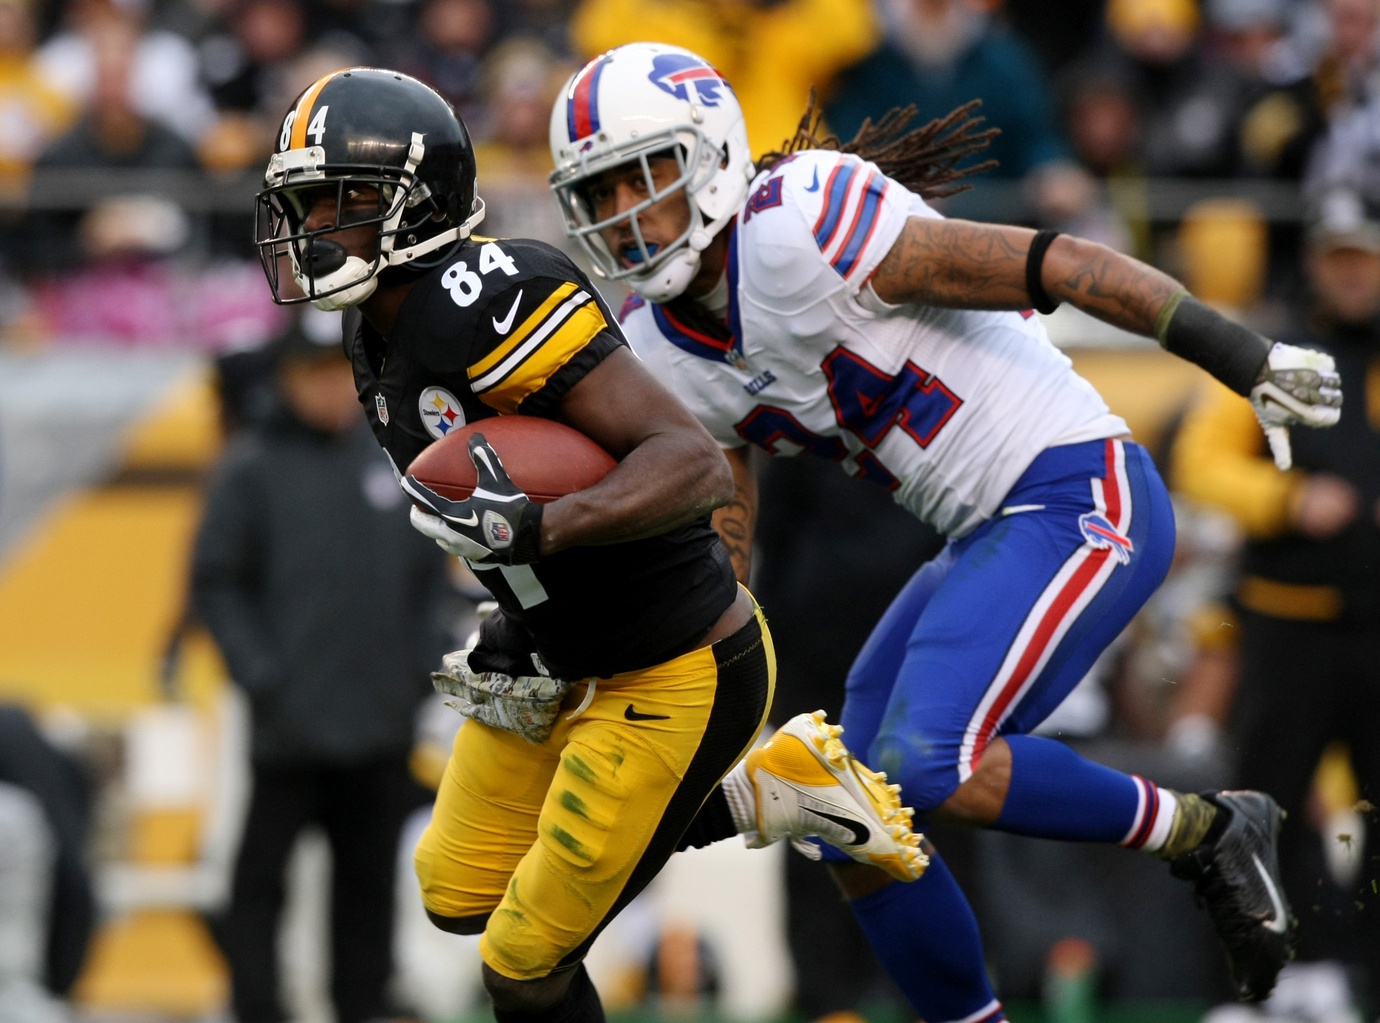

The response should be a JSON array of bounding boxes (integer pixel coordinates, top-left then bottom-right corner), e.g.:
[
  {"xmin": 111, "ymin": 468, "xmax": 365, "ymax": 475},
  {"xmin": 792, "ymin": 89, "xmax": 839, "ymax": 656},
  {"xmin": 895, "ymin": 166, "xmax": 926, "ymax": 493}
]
[{"xmin": 345, "ymin": 237, "xmax": 736, "ymax": 679}]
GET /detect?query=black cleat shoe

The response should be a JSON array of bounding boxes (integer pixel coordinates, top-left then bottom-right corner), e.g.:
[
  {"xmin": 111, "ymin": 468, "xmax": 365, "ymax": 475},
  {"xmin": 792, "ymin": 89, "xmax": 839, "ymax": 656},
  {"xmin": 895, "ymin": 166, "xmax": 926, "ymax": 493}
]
[{"xmin": 1171, "ymin": 790, "xmax": 1297, "ymax": 1002}]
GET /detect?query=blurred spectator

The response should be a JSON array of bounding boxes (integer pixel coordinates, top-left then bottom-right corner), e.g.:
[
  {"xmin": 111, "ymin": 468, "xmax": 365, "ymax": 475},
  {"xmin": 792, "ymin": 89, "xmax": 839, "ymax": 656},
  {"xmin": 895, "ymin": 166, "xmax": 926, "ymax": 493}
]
[
  {"xmin": 1057, "ymin": 61, "xmax": 1148, "ymax": 253},
  {"xmin": 35, "ymin": 0, "xmax": 215, "ymax": 145},
  {"xmin": 1172, "ymin": 187, "xmax": 1380, "ymax": 1015},
  {"xmin": 0, "ymin": 0, "xmax": 77, "ymax": 278},
  {"xmin": 191, "ymin": 312, "xmax": 451, "ymax": 1023},
  {"xmin": 197, "ymin": 0, "xmax": 310, "ymax": 178},
  {"xmin": 0, "ymin": 0, "xmax": 74, "ymax": 181},
  {"xmin": 1304, "ymin": 0, "xmax": 1380, "ymax": 208},
  {"xmin": 825, "ymin": 0, "xmax": 1100, "ymax": 229},
  {"xmin": 569, "ymin": 0, "xmax": 880, "ymax": 155},
  {"xmin": 470, "ymin": 37, "xmax": 574, "ymax": 244},
  {"xmin": 383, "ymin": 0, "xmax": 498, "ymax": 132},
  {"xmin": 1209, "ymin": 0, "xmax": 1323, "ymax": 181},
  {"xmin": 0, "ymin": 704, "xmax": 94, "ymax": 1023},
  {"xmin": 27, "ymin": 12, "xmax": 200, "ymax": 277},
  {"xmin": 1094, "ymin": 0, "xmax": 1254, "ymax": 179},
  {"xmin": 492, "ymin": 0, "xmax": 578, "ymax": 57}
]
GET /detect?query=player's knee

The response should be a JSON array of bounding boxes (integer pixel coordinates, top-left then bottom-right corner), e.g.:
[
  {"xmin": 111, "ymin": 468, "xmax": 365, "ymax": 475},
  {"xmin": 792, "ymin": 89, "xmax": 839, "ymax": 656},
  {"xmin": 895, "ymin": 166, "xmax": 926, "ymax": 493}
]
[
  {"xmin": 482, "ymin": 962, "xmax": 571, "ymax": 1013},
  {"xmin": 426, "ymin": 908, "xmax": 488, "ymax": 935},
  {"xmin": 870, "ymin": 725, "xmax": 956, "ymax": 815}
]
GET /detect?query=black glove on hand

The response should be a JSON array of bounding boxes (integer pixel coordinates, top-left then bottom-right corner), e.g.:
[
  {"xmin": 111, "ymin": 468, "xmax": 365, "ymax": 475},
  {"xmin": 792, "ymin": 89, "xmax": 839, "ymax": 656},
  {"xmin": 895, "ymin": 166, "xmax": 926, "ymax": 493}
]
[{"xmin": 403, "ymin": 434, "xmax": 544, "ymax": 564}]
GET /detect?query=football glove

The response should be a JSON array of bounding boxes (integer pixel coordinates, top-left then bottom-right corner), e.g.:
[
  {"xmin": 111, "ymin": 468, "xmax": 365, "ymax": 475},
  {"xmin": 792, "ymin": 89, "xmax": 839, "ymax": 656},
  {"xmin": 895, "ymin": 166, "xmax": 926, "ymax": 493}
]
[
  {"xmin": 430, "ymin": 648, "xmax": 572, "ymax": 744},
  {"xmin": 1249, "ymin": 342, "xmax": 1343, "ymax": 471},
  {"xmin": 402, "ymin": 434, "xmax": 543, "ymax": 564}
]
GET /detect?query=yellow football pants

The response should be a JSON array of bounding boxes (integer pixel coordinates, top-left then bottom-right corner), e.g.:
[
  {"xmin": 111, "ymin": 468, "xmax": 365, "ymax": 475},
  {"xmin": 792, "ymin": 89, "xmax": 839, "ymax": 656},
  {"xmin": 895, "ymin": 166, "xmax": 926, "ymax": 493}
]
[{"xmin": 414, "ymin": 599, "xmax": 774, "ymax": 980}]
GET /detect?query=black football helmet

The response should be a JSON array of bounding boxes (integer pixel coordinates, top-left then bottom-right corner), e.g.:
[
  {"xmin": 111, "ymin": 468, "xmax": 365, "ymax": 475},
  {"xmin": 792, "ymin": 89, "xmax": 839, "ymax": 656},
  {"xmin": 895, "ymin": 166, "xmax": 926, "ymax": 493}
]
[{"xmin": 256, "ymin": 67, "xmax": 484, "ymax": 310}]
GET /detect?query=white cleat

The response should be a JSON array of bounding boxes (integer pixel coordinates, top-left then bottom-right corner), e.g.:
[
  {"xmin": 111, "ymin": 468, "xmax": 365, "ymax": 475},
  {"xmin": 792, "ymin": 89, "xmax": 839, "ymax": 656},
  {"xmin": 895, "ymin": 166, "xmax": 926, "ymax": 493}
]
[{"xmin": 740, "ymin": 710, "xmax": 927, "ymax": 882}]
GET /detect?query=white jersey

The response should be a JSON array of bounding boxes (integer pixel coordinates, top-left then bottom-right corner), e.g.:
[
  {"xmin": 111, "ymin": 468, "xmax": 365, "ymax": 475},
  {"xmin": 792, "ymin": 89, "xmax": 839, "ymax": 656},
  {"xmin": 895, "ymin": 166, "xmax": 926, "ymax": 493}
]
[{"xmin": 621, "ymin": 149, "xmax": 1129, "ymax": 538}]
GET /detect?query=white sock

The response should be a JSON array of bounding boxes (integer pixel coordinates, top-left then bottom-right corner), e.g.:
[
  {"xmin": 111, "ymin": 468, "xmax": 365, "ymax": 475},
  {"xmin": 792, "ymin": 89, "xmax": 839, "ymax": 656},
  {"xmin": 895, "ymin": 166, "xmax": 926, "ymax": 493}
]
[{"xmin": 721, "ymin": 761, "xmax": 758, "ymax": 839}]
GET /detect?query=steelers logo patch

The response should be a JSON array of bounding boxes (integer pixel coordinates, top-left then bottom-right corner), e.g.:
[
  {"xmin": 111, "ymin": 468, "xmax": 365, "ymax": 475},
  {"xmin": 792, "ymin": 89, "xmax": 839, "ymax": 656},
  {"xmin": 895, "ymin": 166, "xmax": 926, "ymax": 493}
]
[{"xmin": 419, "ymin": 386, "xmax": 465, "ymax": 439}]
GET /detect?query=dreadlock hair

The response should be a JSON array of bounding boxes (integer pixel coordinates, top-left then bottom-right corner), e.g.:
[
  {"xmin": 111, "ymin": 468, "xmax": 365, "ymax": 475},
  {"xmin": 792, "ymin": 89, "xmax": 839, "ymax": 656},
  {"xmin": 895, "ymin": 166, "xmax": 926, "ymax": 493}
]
[
  {"xmin": 664, "ymin": 95, "xmax": 999, "ymax": 342},
  {"xmin": 757, "ymin": 93, "xmax": 999, "ymax": 201}
]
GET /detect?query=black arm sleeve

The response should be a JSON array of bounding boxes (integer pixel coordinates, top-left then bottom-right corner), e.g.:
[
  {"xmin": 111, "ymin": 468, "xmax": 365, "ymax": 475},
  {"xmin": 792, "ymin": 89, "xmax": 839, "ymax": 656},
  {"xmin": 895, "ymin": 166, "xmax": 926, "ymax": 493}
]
[{"xmin": 1156, "ymin": 292, "xmax": 1272, "ymax": 396}]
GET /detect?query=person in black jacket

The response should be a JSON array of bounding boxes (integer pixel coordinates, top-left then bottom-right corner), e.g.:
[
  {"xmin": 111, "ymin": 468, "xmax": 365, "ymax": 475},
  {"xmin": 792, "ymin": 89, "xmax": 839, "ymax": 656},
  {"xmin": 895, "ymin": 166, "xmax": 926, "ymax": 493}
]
[
  {"xmin": 191, "ymin": 313, "xmax": 451, "ymax": 1023},
  {"xmin": 0, "ymin": 704, "xmax": 94, "ymax": 1021},
  {"xmin": 1173, "ymin": 187, "xmax": 1380, "ymax": 1015}
]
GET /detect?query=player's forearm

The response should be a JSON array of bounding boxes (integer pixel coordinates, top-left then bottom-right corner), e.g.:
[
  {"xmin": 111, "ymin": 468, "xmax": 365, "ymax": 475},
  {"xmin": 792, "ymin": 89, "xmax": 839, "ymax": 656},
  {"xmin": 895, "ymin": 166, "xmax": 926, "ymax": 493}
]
[
  {"xmin": 539, "ymin": 433, "xmax": 732, "ymax": 552},
  {"xmin": 875, "ymin": 219, "xmax": 1181, "ymax": 336},
  {"xmin": 1039, "ymin": 233, "xmax": 1182, "ymax": 337}
]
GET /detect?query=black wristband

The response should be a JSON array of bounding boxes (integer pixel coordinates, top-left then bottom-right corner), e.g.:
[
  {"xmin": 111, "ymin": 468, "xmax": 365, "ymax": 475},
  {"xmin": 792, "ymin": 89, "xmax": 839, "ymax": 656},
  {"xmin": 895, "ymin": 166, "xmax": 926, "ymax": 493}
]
[
  {"xmin": 511, "ymin": 501, "xmax": 544, "ymax": 564},
  {"xmin": 1156, "ymin": 292, "xmax": 1271, "ymax": 396},
  {"xmin": 1025, "ymin": 230, "xmax": 1062, "ymax": 315}
]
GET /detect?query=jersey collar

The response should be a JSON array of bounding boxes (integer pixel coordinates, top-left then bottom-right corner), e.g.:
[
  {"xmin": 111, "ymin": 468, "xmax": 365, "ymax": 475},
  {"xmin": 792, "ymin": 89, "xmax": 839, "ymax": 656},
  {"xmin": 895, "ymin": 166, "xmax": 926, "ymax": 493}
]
[{"xmin": 650, "ymin": 220, "xmax": 746, "ymax": 370}]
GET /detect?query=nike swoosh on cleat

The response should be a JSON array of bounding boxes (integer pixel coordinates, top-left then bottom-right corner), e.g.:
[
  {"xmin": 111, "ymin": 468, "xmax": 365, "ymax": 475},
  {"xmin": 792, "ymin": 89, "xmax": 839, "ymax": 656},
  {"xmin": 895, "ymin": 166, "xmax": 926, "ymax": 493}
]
[
  {"xmin": 624, "ymin": 704, "xmax": 669, "ymax": 721},
  {"xmin": 805, "ymin": 808, "xmax": 870, "ymax": 846},
  {"xmin": 1252, "ymin": 853, "xmax": 1290, "ymax": 935},
  {"xmin": 492, "ymin": 289, "xmax": 524, "ymax": 335},
  {"xmin": 804, "ymin": 167, "xmax": 820, "ymax": 192}
]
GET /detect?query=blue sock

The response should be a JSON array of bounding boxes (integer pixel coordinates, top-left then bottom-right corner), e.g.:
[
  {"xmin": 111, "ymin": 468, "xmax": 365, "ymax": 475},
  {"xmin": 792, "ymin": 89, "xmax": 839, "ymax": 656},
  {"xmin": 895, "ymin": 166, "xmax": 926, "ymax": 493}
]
[
  {"xmin": 850, "ymin": 850, "xmax": 1005, "ymax": 1023},
  {"xmin": 996, "ymin": 734, "xmax": 1146, "ymax": 843}
]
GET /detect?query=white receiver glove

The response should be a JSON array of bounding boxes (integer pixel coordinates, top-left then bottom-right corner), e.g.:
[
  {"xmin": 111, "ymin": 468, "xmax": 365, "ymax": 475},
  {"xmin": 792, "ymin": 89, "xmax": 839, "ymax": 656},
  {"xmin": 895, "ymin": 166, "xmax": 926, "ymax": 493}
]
[
  {"xmin": 1248, "ymin": 342, "xmax": 1342, "ymax": 471},
  {"xmin": 430, "ymin": 648, "xmax": 572, "ymax": 744}
]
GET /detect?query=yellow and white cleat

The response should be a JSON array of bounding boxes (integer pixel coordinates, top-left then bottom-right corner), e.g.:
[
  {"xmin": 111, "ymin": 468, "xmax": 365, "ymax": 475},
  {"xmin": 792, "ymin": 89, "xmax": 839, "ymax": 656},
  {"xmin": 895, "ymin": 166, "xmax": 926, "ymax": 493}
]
[{"xmin": 737, "ymin": 710, "xmax": 928, "ymax": 882}]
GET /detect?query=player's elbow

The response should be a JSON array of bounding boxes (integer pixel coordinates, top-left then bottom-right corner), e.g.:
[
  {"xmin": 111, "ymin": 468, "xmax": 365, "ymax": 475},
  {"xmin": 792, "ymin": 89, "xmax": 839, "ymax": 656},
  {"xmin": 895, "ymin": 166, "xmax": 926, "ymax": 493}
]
[{"xmin": 689, "ymin": 439, "xmax": 736, "ymax": 512}]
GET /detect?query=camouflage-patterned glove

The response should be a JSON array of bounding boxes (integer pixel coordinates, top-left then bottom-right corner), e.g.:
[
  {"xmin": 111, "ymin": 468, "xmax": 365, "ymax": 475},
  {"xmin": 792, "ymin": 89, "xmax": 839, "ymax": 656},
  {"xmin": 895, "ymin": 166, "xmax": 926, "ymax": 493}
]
[
  {"xmin": 430, "ymin": 648, "xmax": 572, "ymax": 744},
  {"xmin": 1250, "ymin": 342, "xmax": 1343, "ymax": 471}
]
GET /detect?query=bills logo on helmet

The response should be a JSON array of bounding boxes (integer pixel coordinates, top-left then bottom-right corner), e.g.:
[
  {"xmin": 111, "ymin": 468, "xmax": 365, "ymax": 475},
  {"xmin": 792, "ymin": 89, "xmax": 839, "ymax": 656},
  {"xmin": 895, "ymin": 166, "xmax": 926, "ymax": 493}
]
[
  {"xmin": 649, "ymin": 53, "xmax": 728, "ymax": 106},
  {"xmin": 1079, "ymin": 511, "xmax": 1134, "ymax": 565},
  {"xmin": 419, "ymin": 386, "xmax": 465, "ymax": 440}
]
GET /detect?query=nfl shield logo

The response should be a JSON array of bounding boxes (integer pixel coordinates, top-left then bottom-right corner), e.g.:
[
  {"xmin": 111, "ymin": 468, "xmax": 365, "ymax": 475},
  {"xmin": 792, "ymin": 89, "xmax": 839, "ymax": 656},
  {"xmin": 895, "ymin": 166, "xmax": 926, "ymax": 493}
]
[{"xmin": 375, "ymin": 393, "xmax": 389, "ymax": 425}]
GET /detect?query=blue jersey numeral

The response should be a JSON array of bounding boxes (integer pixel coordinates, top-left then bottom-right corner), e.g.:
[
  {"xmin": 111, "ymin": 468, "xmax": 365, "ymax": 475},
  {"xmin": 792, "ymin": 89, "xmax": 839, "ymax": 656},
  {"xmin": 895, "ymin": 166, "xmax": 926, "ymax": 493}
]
[{"xmin": 734, "ymin": 345, "xmax": 960, "ymax": 486}]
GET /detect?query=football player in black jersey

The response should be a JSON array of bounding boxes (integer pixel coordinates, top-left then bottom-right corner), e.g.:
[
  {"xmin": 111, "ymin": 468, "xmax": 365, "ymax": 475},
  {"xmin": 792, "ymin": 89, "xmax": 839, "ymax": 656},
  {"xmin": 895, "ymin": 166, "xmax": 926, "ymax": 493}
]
[{"xmin": 254, "ymin": 68, "xmax": 924, "ymax": 1023}]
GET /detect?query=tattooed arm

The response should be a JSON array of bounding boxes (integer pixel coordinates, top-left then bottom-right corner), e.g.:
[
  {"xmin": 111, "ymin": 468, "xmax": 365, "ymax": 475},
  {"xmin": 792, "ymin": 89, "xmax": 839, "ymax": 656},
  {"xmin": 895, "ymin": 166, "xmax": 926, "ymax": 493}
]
[
  {"xmin": 870, "ymin": 217, "xmax": 1180, "ymax": 336},
  {"xmin": 712, "ymin": 445, "xmax": 758, "ymax": 586}
]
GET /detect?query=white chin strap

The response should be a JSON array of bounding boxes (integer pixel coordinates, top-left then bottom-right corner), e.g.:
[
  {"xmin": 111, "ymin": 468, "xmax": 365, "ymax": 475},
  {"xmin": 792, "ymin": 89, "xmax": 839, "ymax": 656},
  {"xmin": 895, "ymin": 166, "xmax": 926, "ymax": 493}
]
[{"xmin": 627, "ymin": 227, "xmax": 711, "ymax": 304}]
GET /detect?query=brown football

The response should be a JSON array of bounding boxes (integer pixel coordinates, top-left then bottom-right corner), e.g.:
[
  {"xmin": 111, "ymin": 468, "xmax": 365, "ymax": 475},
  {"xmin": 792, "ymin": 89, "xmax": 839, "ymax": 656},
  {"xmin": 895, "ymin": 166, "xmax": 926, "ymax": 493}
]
[{"xmin": 405, "ymin": 416, "xmax": 617, "ymax": 504}]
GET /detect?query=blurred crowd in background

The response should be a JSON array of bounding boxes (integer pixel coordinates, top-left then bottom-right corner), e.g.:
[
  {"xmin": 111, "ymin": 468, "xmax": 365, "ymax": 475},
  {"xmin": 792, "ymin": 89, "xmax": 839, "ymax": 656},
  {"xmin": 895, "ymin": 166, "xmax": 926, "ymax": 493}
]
[
  {"xmin": 2, "ymin": 0, "xmax": 1380, "ymax": 1022},
  {"xmin": 5, "ymin": 0, "xmax": 1380, "ymax": 346}
]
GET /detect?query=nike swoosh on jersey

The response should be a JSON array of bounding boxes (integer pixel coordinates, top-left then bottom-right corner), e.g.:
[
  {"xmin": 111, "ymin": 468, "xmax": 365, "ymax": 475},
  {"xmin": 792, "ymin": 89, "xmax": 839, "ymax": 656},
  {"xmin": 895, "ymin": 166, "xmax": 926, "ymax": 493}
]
[
  {"xmin": 492, "ymin": 289, "xmax": 524, "ymax": 335},
  {"xmin": 805, "ymin": 808, "xmax": 870, "ymax": 846},
  {"xmin": 1252, "ymin": 853, "xmax": 1290, "ymax": 934},
  {"xmin": 804, "ymin": 167, "xmax": 820, "ymax": 192},
  {"xmin": 624, "ymin": 704, "xmax": 670, "ymax": 721}
]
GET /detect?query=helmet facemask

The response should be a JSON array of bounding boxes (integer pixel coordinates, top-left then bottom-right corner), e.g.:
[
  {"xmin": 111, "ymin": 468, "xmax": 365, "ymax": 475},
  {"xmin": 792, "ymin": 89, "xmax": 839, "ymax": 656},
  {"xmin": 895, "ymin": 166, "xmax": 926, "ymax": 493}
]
[
  {"xmin": 551, "ymin": 128, "xmax": 722, "ymax": 303},
  {"xmin": 256, "ymin": 133, "xmax": 484, "ymax": 310}
]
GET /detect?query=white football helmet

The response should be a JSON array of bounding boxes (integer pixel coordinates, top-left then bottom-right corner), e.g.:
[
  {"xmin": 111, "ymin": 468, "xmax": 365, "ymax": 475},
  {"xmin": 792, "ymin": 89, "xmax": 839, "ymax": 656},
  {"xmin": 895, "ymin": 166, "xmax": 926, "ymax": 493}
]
[{"xmin": 548, "ymin": 43, "xmax": 754, "ymax": 303}]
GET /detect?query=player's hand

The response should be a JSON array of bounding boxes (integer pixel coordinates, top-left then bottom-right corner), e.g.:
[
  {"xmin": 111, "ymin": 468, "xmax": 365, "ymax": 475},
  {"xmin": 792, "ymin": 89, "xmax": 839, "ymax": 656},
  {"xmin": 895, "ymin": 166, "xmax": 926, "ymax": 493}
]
[
  {"xmin": 1249, "ymin": 342, "xmax": 1342, "ymax": 471},
  {"xmin": 402, "ymin": 434, "xmax": 543, "ymax": 564}
]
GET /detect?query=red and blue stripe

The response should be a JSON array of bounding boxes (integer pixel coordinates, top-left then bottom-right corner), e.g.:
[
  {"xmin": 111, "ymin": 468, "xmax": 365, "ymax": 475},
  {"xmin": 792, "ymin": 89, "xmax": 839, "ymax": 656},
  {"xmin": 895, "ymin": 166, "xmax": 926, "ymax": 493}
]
[
  {"xmin": 566, "ymin": 55, "xmax": 609, "ymax": 142},
  {"xmin": 811, "ymin": 159, "xmax": 889, "ymax": 279},
  {"xmin": 832, "ymin": 170, "xmax": 888, "ymax": 278}
]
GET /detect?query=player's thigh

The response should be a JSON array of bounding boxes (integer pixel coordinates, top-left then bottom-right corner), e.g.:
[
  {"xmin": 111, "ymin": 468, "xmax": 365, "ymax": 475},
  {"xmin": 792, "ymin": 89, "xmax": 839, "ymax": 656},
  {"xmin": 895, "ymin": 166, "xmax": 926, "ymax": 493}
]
[
  {"xmin": 414, "ymin": 717, "xmax": 562, "ymax": 922},
  {"xmin": 480, "ymin": 601, "xmax": 774, "ymax": 981},
  {"xmin": 872, "ymin": 440, "xmax": 1174, "ymax": 804}
]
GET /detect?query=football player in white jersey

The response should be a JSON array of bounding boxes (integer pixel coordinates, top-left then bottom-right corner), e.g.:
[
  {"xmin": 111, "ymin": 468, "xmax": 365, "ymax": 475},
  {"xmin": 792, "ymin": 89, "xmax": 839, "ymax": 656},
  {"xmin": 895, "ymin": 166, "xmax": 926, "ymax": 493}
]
[{"xmin": 548, "ymin": 42, "xmax": 1343, "ymax": 1014}]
